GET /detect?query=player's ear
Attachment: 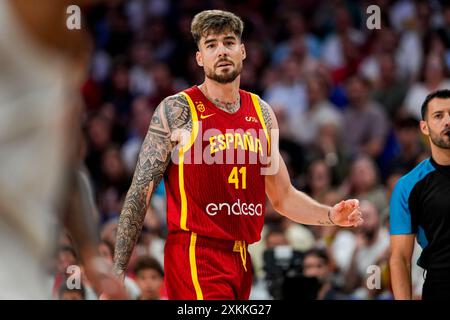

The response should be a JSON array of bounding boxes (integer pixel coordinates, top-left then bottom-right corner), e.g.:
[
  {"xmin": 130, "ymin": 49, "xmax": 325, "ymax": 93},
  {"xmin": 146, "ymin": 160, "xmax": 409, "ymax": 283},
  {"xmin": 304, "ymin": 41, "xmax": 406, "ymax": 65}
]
[
  {"xmin": 241, "ymin": 43, "xmax": 246, "ymax": 60},
  {"xmin": 196, "ymin": 51, "xmax": 203, "ymax": 67},
  {"xmin": 420, "ymin": 120, "xmax": 429, "ymax": 136}
]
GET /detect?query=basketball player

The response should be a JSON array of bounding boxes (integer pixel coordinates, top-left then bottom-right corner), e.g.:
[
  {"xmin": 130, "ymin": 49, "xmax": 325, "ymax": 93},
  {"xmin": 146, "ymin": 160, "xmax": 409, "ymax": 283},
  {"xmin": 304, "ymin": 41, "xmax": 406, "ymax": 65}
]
[
  {"xmin": 390, "ymin": 90, "xmax": 450, "ymax": 300},
  {"xmin": 0, "ymin": 0, "xmax": 125, "ymax": 299},
  {"xmin": 113, "ymin": 10, "xmax": 363, "ymax": 300}
]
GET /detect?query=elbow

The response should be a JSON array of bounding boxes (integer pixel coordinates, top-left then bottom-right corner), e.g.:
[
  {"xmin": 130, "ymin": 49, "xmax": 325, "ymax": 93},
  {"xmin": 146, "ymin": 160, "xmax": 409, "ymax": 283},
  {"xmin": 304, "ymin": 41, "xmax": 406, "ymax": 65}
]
[
  {"xmin": 271, "ymin": 198, "xmax": 283, "ymax": 214},
  {"xmin": 389, "ymin": 252, "xmax": 411, "ymax": 272},
  {"xmin": 268, "ymin": 192, "xmax": 284, "ymax": 215},
  {"xmin": 269, "ymin": 185, "xmax": 293, "ymax": 216}
]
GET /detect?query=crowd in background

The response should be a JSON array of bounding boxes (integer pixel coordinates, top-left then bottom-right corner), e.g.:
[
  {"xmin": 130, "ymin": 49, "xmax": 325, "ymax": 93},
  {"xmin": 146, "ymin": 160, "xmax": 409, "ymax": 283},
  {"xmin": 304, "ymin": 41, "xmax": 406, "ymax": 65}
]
[{"xmin": 53, "ymin": 0, "xmax": 450, "ymax": 299}]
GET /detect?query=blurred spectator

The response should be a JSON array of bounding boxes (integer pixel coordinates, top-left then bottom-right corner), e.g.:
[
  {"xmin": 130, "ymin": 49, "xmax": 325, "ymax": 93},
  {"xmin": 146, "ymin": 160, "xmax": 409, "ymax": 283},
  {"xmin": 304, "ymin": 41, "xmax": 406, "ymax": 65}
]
[
  {"xmin": 308, "ymin": 119, "xmax": 350, "ymax": 185},
  {"xmin": 303, "ymin": 159, "xmax": 334, "ymax": 203},
  {"xmin": 101, "ymin": 146, "xmax": 129, "ymax": 191},
  {"xmin": 388, "ymin": 116, "xmax": 427, "ymax": 174},
  {"xmin": 390, "ymin": 1, "xmax": 424, "ymax": 81},
  {"xmin": 263, "ymin": 226, "xmax": 303, "ymax": 300},
  {"xmin": 343, "ymin": 155, "xmax": 388, "ymax": 214},
  {"xmin": 147, "ymin": 63, "xmax": 177, "ymax": 108},
  {"xmin": 103, "ymin": 60, "xmax": 134, "ymax": 118},
  {"xmin": 291, "ymin": 73, "xmax": 343, "ymax": 147},
  {"xmin": 303, "ymin": 248, "xmax": 346, "ymax": 300},
  {"xmin": 333, "ymin": 200, "xmax": 390, "ymax": 293},
  {"xmin": 134, "ymin": 255, "xmax": 165, "ymax": 300},
  {"xmin": 263, "ymin": 57, "xmax": 307, "ymax": 126},
  {"xmin": 360, "ymin": 28, "xmax": 400, "ymax": 85},
  {"xmin": 121, "ymin": 96, "xmax": 153, "ymax": 174},
  {"xmin": 145, "ymin": 17, "xmax": 175, "ymax": 64},
  {"xmin": 371, "ymin": 52, "xmax": 409, "ymax": 120},
  {"xmin": 342, "ymin": 75, "xmax": 389, "ymax": 159},
  {"xmin": 58, "ymin": 283, "xmax": 86, "ymax": 300},
  {"xmin": 403, "ymin": 53, "xmax": 450, "ymax": 119},
  {"xmin": 85, "ymin": 114, "xmax": 113, "ymax": 185},
  {"xmin": 265, "ymin": 226, "xmax": 289, "ymax": 249},
  {"xmin": 128, "ymin": 40, "xmax": 155, "ymax": 97},
  {"xmin": 136, "ymin": 206, "xmax": 166, "ymax": 268},
  {"xmin": 52, "ymin": 246, "xmax": 79, "ymax": 299},
  {"xmin": 321, "ymin": 6, "xmax": 365, "ymax": 71},
  {"xmin": 271, "ymin": 12, "xmax": 321, "ymax": 63}
]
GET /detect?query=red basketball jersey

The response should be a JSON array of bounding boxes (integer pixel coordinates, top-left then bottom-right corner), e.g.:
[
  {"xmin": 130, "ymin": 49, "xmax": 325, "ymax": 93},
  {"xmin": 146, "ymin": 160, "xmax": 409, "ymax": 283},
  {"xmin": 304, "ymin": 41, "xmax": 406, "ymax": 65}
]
[{"xmin": 164, "ymin": 85, "xmax": 270, "ymax": 244}]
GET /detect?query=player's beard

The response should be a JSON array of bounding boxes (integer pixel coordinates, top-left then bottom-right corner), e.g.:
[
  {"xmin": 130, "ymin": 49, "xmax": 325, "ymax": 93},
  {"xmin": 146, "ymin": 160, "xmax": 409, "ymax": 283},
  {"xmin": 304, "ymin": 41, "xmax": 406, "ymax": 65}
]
[
  {"xmin": 429, "ymin": 126, "xmax": 450, "ymax": 149},
  {"xmin": 205, "ymin": 60, "xmax": 242, "ymax": 84}
]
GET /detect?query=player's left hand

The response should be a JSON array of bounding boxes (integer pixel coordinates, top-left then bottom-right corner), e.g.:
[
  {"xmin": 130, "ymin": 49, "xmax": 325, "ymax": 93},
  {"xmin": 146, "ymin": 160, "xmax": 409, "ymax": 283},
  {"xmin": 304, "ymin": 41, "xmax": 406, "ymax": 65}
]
[
  {"xmin": 330, "ymin": 199, "xmax": 363, "ymax": 227},
  {"xmin": 84, "ymin": 257, "xmax": 129, "ymax": 300}
]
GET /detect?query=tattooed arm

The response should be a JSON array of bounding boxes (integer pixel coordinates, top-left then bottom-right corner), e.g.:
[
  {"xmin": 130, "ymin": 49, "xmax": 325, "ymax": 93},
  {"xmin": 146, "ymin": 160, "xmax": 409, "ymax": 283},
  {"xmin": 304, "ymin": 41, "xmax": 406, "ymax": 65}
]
[
  {"xmin": 260, "ymin": 97, "xmax": 362, "ymax": 227},
  {"xmin": 113, "ymin": 94, "xmax": 192, "ymax": 277}
]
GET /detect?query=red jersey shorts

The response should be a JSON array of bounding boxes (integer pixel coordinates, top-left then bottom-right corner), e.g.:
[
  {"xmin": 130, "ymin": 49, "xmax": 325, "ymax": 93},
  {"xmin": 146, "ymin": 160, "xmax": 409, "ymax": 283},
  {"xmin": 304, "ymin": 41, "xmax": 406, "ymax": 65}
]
[{"xmin": 164, "ymin": 231, "xmax": 253, "ymax": 300}]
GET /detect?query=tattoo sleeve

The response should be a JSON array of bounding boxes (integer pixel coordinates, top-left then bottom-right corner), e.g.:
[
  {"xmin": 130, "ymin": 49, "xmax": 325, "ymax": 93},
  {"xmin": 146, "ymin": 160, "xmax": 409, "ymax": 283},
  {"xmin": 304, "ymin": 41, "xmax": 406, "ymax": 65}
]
[
  {"xmin": 113, "ymin": 94, "xmax": 191, "ymax": 275},
  {"xmin": 258, "ymin": 97, "xmax": 274, "ymax": 133}
]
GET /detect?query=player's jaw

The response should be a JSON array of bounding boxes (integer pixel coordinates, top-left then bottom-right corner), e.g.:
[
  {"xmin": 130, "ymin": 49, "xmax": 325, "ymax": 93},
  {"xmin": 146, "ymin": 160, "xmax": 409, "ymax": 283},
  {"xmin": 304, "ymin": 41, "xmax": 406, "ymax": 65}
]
[
  {"xmin": 429, "ymin": 126, "xmax": 450, "ymax": 149},
  {"xmin": 205, "ymin": 58, "xmax": 242, "ymax": 84}
]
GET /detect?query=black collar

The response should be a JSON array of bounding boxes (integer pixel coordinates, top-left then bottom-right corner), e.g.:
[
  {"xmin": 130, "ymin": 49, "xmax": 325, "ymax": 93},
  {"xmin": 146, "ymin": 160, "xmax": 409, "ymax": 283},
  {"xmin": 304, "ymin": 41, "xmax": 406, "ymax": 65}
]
[{"xmin": 430, "ymin": 157, "xmax": 450, "ymax": 179}]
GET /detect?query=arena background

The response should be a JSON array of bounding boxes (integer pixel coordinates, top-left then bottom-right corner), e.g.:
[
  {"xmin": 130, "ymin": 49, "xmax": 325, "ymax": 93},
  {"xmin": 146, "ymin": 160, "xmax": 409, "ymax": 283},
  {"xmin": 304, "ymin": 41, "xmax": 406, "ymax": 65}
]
[{"xmin": 38, "ymin": 0, "xmax": 450, "ymax": 300}]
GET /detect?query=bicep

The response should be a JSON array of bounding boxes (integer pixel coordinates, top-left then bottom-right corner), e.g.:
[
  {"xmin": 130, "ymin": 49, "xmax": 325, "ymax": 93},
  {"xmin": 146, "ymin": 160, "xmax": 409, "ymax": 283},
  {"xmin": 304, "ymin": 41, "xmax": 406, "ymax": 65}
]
[
  {"xmin": 258, "ymin": 97, "xmax": 292, "ymax": 203},
  {"xmin": 265, "ymin": 151, "xmax": 294, "ymax": 211}
]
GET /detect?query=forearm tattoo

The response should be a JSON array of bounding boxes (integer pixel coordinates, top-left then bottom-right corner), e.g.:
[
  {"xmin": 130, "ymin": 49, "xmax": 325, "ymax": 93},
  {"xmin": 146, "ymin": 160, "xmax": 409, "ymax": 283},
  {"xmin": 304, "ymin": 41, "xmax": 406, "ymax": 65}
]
[
  {"xmin": 113, "ymin": 94, "xmax": 191, "ymax": 274},
  {"xmin": 317, "ymin": 219, "xmax": 334, "ymax": 226},
  {"xmin": 318, "ymin": 209, "xmax": 334, "ymax": 226}
]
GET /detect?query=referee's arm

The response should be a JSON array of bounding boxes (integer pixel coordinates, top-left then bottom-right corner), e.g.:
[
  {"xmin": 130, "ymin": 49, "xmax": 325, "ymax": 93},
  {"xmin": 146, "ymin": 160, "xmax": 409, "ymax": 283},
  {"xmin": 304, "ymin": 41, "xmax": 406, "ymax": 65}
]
[
  {"xmin": 389, "ymin": 178, "xmax": 416, "ymax": 300},
  {"xmin": 390, "ymin": 234, "xmax": 415, "ymax": 299}
]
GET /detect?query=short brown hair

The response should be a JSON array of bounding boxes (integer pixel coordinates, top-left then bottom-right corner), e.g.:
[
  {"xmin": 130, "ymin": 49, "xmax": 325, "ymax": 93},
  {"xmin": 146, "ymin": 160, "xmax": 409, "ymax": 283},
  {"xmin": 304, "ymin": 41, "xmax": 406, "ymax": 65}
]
[
  {"xmin": 135, "ymin": 255, "xmax": 164, "ymax": 278},
  {"xmin": 191, "ymin": 10, "xmax": 244, "ymax": 46}
]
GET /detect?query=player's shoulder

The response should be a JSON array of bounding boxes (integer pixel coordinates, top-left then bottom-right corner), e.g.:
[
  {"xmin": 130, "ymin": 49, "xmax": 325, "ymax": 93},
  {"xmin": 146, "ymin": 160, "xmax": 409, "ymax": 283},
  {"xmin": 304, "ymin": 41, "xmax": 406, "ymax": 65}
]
[
  {"xmin": 252, "ymin": 93, "xmax": 271, "ymax": 110},
  {"xmin": 158, "ymin": 92, "xmax": 192, "ymax": 130},
  {"xmin": 244, "ymin": 93, "xmax": 275, "ymax": 130},
  {"xmin": 161, "ymin": 92, "xmax": 190, "ymax": 108},
  {"xmin": 394, "ymin": 158, "xmax": 435, "ymax": 195}
]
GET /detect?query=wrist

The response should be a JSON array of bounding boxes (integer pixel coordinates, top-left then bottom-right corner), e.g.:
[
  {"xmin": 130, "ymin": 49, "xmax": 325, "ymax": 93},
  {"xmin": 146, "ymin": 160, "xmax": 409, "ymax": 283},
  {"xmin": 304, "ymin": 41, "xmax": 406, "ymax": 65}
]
[
  {"xmin": 328, "ymin": 208, "xmax": 335, "ymax": 225},
  {"xmin": 112, "ymin": 265, "xmax": 125, "ymax": 279}
]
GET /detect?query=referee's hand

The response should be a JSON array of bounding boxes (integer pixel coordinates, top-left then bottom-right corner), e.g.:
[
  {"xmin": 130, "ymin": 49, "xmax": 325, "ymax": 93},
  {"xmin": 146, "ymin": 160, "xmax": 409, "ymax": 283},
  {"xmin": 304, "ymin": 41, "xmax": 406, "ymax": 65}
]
[{"xmin": 330, "ymin": 199, "xmax": 363, "ymax": 227}]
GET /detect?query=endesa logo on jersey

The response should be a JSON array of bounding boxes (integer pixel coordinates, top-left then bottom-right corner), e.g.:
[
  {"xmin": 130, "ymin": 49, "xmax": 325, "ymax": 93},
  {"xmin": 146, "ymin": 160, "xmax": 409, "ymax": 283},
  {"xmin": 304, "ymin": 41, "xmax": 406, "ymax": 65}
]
[{"xmin": 206, "ymin": 199, "xmax": 263, "ymax": 217}]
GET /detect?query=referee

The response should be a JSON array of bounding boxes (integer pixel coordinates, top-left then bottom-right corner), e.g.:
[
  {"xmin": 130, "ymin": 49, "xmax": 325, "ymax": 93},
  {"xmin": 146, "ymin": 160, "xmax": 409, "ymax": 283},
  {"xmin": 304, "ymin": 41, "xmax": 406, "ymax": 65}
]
[{"xmin": 390, "ymin": 89, "xmax": 450, "ymax": 300}]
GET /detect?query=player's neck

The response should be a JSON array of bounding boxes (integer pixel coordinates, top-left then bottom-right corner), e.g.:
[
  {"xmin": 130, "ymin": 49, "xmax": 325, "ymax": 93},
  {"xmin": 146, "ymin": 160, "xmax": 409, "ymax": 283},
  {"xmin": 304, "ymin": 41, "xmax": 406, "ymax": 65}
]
[
  {"xmin": 431, "ymin": 146, "xmax": 450, "ymax": 166},
  {"xmin": 200, "ymin": 78, "xmax": 241, "ymax": 113}
]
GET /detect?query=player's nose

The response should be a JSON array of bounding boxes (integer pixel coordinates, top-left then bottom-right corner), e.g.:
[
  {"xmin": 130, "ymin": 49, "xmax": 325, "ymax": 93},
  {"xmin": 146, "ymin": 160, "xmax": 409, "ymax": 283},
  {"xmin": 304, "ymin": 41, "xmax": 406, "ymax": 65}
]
[
  {"xmin": 217, "ymin": 42, "xmax": 228, "ymax": 57},
  {"xmin": 444, "ymin": 112, "xmax": 450, "ymax": 125}
]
